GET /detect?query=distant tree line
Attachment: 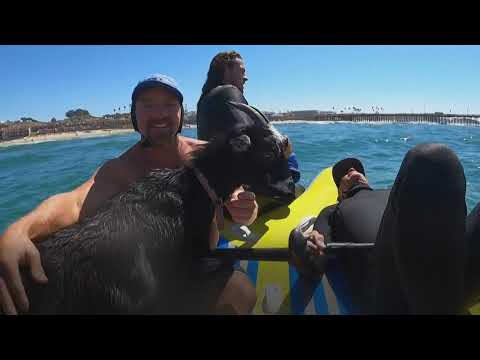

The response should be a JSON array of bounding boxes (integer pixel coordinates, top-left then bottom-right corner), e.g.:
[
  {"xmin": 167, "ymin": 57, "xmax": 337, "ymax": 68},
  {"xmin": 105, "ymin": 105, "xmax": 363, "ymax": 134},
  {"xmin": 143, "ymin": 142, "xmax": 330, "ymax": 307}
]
[
  {"xmin": 20, "ymin": 117, "xmax": 39, "ymax": 123},
  {"xmin": 65, "ymin": 109, "xmax": 91, "ymax": 119}
]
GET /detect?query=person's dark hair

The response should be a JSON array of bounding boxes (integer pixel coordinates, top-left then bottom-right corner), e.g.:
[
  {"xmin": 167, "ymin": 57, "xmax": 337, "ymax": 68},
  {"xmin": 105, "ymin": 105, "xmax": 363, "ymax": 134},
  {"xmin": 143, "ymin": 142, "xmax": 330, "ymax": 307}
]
[{"xmin": 197, "ymin": 51, "xmax": 243, "ymax": 107}]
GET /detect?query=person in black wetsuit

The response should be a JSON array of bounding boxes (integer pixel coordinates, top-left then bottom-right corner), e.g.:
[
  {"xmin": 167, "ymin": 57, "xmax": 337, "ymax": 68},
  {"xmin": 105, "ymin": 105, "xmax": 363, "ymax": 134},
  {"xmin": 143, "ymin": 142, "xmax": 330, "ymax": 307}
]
[
  {"xmin": 197, "ymin": 51, "xmax": 249, "ymax": 141},
  {"xmin": 293, "ymin": 143, "xmax": 480, "ymax": 314},
  {"xmin": 196, "ymin": 51, "xmax": 301, "ymax": 184},
  {"xmin": 194, "ymin": 52, "xmax": 299, "ymax": 311}
]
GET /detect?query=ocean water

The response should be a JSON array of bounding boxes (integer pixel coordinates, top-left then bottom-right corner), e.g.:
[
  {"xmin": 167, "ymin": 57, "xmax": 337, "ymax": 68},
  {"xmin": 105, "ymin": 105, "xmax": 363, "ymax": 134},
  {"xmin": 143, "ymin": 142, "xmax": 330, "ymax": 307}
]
[{"xmin": 1, "ymin": 122, "xmax": 479, "ymax": 233}]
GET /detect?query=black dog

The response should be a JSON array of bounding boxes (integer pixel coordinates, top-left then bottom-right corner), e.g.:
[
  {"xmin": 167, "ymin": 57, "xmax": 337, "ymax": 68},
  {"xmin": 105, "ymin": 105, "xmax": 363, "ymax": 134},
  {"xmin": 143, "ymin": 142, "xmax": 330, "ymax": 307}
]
[{"xmin": 22, "ymin": 105, "xmax": 295, "ymax": 314}]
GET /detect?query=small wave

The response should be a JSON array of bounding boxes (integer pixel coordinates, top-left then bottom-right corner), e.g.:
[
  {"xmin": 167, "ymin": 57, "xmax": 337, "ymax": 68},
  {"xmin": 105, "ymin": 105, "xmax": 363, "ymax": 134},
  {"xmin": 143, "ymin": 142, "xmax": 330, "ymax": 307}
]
[
  {"xmin": 270, "ymin": 119, "xmax": 480, "ymax": 128},
  {"xmin": 0, "ymin": 129, "xmax": 135, "ymax": 149},
  {"xmin": 271, "ymin": 120, "xmax": 337, "ymax": 125}
]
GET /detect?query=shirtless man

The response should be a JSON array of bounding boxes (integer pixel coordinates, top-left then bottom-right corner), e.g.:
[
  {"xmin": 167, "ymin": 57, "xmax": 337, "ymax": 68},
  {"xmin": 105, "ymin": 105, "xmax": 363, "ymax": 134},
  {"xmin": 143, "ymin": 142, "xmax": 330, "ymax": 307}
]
[{"xmin": 0, "ymin": 74, "xmax": 258, "ymax": 315}]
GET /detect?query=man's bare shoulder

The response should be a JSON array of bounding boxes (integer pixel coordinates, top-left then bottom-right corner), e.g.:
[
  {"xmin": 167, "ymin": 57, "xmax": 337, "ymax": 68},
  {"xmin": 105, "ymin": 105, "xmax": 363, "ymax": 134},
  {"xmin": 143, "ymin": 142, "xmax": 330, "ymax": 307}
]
[
  {"xmin": 93, "ymin": 158, "xmax": 128, "ymax": 185},
  {"xmin": 96, "ymin": 157, "xmax": 123, "ymax": 174},
  {"xmin": 94, "ymin": 147, "xmax": 142, "ymax": 189}
]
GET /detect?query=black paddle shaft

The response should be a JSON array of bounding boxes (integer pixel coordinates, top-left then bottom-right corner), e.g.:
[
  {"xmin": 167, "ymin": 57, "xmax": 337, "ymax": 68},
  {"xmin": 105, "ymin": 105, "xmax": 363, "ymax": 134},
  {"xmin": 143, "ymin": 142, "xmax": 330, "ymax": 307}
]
[{"xmin": 210, "ymin": 242, "xmax": 375, "ymax": 262}]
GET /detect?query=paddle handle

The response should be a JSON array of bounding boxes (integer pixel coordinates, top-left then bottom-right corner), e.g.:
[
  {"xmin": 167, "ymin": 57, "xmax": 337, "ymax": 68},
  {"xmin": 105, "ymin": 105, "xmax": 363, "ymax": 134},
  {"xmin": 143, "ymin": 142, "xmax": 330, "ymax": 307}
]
[
  {"xmin": 210, "ymin": 242, "xmax": 375, "ymax": 261},
  {"xmin": 209, "ymin": 248, "xmax": 290, "ymax": 261},
  {"xmin": 326, "ymin": 242, "xmax": 375, "ymax": 249}
]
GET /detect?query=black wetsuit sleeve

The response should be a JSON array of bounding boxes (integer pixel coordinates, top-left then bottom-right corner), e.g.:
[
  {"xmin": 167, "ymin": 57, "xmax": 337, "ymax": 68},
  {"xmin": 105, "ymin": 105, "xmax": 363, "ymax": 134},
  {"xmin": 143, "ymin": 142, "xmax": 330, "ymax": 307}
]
[
  {"xmin": 313, "ymin": 204, "xmax": 336, "ymax": 244},
  {"xmin": 197, "ymin": 85, "xmax": 249, "ymax": 141}
]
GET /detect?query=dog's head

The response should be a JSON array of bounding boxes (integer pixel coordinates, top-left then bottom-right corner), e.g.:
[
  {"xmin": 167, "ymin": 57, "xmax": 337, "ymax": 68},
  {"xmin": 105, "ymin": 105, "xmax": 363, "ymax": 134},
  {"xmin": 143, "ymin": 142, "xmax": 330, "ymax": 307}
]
[{"xmin": 196, "ymin": 102, "xmax": 296, "ymax": 202}]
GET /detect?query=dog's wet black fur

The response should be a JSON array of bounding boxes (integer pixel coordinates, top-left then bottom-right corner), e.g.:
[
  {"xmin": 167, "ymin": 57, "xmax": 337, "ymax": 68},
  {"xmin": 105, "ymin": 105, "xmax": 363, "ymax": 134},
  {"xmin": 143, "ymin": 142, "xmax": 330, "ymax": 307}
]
[{"xmin": 23, "ymin": 123, "xmax": 295, "ymax": 314}]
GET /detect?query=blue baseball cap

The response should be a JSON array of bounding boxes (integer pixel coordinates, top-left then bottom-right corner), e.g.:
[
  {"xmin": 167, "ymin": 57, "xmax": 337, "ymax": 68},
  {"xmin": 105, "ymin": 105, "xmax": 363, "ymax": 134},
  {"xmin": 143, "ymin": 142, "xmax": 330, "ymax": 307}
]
[{"xmin": 130, "ymin": 74, "xmax": 184, "ymax": 132}]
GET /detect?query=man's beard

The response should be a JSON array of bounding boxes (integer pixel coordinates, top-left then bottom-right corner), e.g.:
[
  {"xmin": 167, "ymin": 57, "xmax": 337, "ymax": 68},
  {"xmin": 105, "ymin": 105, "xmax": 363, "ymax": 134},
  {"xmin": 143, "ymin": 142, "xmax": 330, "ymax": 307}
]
[{"xmin": 140, "ymin": 127, "xmax": 176, "ymax": 148}]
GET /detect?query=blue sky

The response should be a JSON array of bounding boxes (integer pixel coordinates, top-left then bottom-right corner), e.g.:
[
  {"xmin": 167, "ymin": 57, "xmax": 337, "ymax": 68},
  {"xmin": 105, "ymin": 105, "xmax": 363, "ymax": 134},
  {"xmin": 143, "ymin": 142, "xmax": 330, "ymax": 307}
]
[{"xmin": 1, "ymin": 45, "xmax": 479, "ymax": 122}]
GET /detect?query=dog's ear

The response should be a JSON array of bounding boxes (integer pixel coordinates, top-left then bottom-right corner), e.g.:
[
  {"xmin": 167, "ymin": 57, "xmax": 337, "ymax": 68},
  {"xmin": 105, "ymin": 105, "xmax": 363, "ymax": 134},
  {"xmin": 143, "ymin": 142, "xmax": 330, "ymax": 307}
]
[{"xmin": 230, "ymin": 134, "xmax": 251, "ymax": 153}]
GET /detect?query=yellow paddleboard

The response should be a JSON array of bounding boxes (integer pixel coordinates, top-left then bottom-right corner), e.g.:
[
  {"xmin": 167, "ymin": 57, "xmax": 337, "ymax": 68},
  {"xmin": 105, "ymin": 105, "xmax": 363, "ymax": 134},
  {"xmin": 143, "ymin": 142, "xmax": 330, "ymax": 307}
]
[
  {"xmin": 218, "ymin": 167, "xmax": 343, "ymax": 314},
  {"xmin": 218, "ymin": 167, "xmax": 480, "ymax": 315},
  {"xmin": 221, "ymin": 167, "xmax": 338, "ymax": 250}
]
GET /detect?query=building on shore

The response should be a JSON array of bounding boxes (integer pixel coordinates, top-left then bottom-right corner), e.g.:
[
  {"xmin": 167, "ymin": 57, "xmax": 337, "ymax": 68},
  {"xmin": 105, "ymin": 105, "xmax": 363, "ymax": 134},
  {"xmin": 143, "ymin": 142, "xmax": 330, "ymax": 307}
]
[
  {"xmin": 2, "ymin": 111, "xmax": 480, "ymax": 143},
  {"xmin": 287, "ymin": 110, "xmax": 320, "ymax": 118}
]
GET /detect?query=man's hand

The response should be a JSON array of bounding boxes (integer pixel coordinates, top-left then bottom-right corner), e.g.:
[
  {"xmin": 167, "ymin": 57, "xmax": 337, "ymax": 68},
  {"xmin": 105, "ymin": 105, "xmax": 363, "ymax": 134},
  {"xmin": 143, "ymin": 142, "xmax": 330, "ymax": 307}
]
[
  {"xmin": 307, "ymin": 230, "xmax": 327, "ymax": 258},
  {"xmin": 289, "ymin": 229, "xmax": 327, "ymax": 279},
  {"xmin": 224, "ymin": 188, "xmax": 258, "ymax": 226},
  {"xmin": 0, "ymin": 229, "xmax": 48, "ymax": 315}
]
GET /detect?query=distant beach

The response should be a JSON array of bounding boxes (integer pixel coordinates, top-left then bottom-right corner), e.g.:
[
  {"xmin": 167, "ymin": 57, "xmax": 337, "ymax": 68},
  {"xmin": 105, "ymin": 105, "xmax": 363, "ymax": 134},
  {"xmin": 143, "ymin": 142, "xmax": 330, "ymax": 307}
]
[
  {"xmin": 0, "ymin": 125, "xmax": 201, "ymax": 148},
  {"xmin": 2, "ymin": 120, "xmax": 479, "ymax": 149},
  {"xmin": 0, "ymin": 129, "xmax": 135, "ymax": 148}
]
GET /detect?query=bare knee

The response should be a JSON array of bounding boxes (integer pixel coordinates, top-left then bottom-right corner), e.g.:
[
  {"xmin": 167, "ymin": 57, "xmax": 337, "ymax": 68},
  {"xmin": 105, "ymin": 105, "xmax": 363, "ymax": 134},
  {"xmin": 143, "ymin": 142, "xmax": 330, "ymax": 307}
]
[
  {"xmin": 406, "ymin": 143, "xmax": 463, "ymax": 179},
  {"xmin": 399, "ymin": 143, "xmax": 465, "ymax": 203},
  {"xmin": 216, "ymin": 271, "xmax": 257, "ymax": 315},
  {"xmin": 409, "ymin": 143, "xmax": 452, "ymax": 159}
]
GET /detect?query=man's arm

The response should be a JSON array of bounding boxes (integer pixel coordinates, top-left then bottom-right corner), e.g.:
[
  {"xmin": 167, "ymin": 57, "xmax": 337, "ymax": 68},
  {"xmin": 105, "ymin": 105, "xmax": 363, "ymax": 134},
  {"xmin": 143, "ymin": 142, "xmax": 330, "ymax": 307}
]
[
  {"xmin": 313, "ymin": 204, "xmax": 337, "ymax": 244},
  {"xmin": 289, "ymin": 206, "xmax": 334, "ymax": 276},
  {"xmin": 6, "ymin": 178, "xmax": 94, "ymax": 243},
  {"xmin": 2, "ymin": 157, "xmax": 124, "ymax": 244},
  {"xmin": 0, "ymin": 159, "xmax": 123, "ymax": 314},
  {"xmin": 0, "ymin": 176, "xmax": 96, "ymax": 314}
]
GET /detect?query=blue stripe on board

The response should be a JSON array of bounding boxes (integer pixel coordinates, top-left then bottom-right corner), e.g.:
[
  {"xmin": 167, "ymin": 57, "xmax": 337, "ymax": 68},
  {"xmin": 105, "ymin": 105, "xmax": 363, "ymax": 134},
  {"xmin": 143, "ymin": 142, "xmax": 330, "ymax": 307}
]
[
  {"xmin": 217, "ymin": 235, "xmax": 229, "ymax": 249},
  {"xmin": 219, "ymin": 235, "xmax": 242, "ymax": 275},
  {"xmin": 313, "ymin": 279, "xmax": 329, "ymax": 315},
  {"xmin": 246, "ymin": 260, "xmax": 259, "ymax": 287},
  {"xmin": 289, "ymin": 266, "xmax": 330, "ymax": 315},
  {"xmin": 289, "ymin": 266, "xmax": 304, "ymax": 315},
  {"xmin": 218, "ymin": 235, "xmax": 253, "ymax": 285},
  {"xmin": 325, "ymin": 260, "xmax": 353, "ymax": 315}
]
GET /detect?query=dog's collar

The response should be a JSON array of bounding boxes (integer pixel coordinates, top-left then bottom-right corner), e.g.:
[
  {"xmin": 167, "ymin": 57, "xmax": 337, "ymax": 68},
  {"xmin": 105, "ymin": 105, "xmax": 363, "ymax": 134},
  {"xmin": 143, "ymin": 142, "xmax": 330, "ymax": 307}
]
[{"xmin": 189, "ymin": 166, "xmax": 224, "ymax": 231}]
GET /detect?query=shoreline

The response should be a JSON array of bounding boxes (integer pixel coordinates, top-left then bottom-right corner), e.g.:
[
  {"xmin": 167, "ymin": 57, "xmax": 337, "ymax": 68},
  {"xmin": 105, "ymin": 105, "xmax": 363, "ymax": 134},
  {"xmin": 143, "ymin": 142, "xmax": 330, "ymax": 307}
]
[
  {"xmin": 2, "ymin": 120, "xmax": 479, "ymax": 149},
  {"xmin": 0, "ymin": 125, "xmax": 197, "ymax": 148},
  {"xmin": 0, "ymin": 129, "xmax": 135, "ymax": 148}
]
